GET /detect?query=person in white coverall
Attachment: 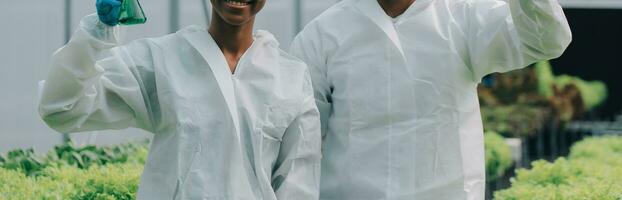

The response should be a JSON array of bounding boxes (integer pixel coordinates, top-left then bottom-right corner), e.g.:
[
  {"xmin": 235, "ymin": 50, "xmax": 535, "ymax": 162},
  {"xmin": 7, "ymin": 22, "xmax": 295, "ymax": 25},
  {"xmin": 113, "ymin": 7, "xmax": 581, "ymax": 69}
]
[
  {"xmin": 290, "ymin": 0, "xmax": 571, "ymax": 199},
  {"xmin": 38, "ymin": 0, "xmax": 322, "ymax": 199}
]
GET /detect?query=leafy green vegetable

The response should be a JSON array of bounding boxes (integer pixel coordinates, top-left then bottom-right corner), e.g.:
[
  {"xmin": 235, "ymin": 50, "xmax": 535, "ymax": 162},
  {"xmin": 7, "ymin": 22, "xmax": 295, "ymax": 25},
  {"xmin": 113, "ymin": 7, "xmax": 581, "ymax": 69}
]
[
  {"xmin": 0, "ymin": 163, "xmax": 143, "ymax": 200},
  {"xmin": 569, "ymin": 136, "xmax": 622, "ymax": 166},
  {"xmin": 485, "ymin": 131, "xmax": 513, "ymax": 181},
  {"xmin": 0, "ymin": 148, "xmax": 48, "ymax": 176},
  {"xmin": 553, "ymin": 75, "xmax": 608, "ymax": 111},
  {"xmin": 481, "ymin": 105, "xmax": 549, "ymax": 137},
  {"xmin": 535, "ymin": 61, "xmax": 608, "ymax": 110},
  {"xmin": 0, "ymin": 141, "xmax": 148, "ymax": 176},
  {"xmin": 0, "ymin": 142, "xmax": 147, "ymax": 200},
  {"xmin": 534, "ymin": 61, "xmax": 556, "ymax": 98},
  {"xmin": 495, "ymin": 136, "xmax": 622, "ymax": 200}
]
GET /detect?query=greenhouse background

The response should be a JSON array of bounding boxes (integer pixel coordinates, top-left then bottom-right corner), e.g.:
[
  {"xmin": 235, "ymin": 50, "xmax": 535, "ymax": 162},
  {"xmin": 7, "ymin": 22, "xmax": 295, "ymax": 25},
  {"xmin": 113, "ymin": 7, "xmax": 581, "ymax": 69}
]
[{"xmin": 1, "ymin": 0, "xmax": 622, "ymax": 199}]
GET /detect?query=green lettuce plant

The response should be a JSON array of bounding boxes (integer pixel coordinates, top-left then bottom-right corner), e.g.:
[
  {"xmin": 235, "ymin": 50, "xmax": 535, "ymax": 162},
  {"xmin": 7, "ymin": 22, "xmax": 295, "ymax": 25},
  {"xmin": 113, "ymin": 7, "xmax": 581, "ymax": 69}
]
[
  {"xmin": 0, "ymin": 163, "xmax": 143, "ymax": 200},
  {"xmin": 485, "ymin": 131, "xmax": 513, "ymax": 181},
  {"xmin": 495, "ymin": 136, "xmax": 622, "ymax": 200},
  {"xmin": 0, "ymin": 142, "xmax": 148, "ymax": 199},
  {"xmin": 0, "ymin": 142, "xmax": 148, "ymax": 176}
]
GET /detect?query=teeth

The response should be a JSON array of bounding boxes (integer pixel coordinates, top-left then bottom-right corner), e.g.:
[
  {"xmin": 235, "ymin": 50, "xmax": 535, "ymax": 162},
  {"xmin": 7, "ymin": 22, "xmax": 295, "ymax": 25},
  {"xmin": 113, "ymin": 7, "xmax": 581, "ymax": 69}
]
[{"xmin": 225, "ymin": 0, "xmax": 249, "ymax": 6}]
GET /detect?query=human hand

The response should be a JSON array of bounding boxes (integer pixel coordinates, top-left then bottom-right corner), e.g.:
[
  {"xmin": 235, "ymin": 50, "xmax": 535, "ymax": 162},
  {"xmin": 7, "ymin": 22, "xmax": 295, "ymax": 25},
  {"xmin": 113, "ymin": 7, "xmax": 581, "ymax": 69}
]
[{"xmin": 96, "ymin": 0, "xmax": 122, "ymax": 26}]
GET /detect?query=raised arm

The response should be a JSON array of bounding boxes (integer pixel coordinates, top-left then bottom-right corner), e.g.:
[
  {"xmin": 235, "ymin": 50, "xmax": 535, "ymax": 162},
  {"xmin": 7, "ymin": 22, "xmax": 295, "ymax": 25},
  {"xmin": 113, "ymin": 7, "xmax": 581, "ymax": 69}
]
[
  {"xmin": 466, "ymin": 0, "xmax": 572, "ymax": 81},
  {"xmin": 38, "ymin": 14, "xmax": 159, "ymax": 134}
]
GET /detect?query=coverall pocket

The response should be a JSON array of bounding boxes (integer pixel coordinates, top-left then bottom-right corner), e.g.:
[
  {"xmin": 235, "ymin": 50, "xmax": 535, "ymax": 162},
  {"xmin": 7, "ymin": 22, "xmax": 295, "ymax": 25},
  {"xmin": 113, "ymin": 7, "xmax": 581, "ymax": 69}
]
[
  {"xmin": 262, "ymin": 100, "xmax": 298, "ymax": 141},
  {"xmin": 259, "ymin": 120, "xmax": 285, "ymax": 142}
]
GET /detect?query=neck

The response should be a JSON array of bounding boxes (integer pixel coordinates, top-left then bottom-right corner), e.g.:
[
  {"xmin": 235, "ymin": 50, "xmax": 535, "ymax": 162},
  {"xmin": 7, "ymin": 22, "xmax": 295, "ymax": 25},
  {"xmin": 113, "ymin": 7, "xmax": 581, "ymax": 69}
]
[
  {"xmin": 208, "ymin": 14, "xmax": 255, "ymax": 57},
  {"xmin": 377, "ymin": 0, "xmax": 416, "ymax": 18}
]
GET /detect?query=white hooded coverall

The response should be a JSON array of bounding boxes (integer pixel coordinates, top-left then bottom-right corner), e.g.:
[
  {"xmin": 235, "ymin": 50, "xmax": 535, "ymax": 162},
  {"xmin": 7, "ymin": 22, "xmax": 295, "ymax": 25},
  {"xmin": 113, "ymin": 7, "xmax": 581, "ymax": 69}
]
[
  {"xmin": 39, "ymin": 14, "xmax": 322, "ymax": 200},
  {"xmin": 290, "ymin": 0, "xmax": 571, "ymax": 199}
]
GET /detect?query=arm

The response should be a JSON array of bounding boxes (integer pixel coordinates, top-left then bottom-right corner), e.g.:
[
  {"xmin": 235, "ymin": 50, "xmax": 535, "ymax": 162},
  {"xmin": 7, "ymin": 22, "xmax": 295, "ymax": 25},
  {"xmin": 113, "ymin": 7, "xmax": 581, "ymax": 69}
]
[
  {"xmin": 272, "ymin": 76, "xmax": 322, "ymax": 199},
  {"xmin": 290, "ymin": 24, "xmax": 332, "ymax": 139},
  {"xmin": 466, "ymin": 0, "xmax": 572, "ymax": 81},
  {"xmin": 38, "ymin": 14, "xmax": 159, "ymax": 134}
]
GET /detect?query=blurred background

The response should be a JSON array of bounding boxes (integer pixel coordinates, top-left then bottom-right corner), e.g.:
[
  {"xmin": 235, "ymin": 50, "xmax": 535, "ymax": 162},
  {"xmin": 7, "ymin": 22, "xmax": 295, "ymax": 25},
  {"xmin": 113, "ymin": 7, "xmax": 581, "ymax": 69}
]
[{"xmin": 0, "ymin": 0, "xmax": 621, "ymax": 199}]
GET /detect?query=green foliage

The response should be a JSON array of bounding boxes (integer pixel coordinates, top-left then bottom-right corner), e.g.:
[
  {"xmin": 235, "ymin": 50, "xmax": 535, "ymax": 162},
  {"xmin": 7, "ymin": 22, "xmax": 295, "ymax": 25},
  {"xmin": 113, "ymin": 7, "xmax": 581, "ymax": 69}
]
[
  {"xmin": 554, "ymin": 75, "xmax": 608, "ymax": 111},
  {"xmin": 569, "ymin": 136, "xmax": 622, "ymax": 166},
  {"xmin": 0, "ymin": 142, "xmax": 147, "ymax": 200},
  {"xmin": 535, "ymin": 61, "xmax": 608, "ymax": 110},
  {"xmin": 484, "ymin": 132, "xmax": 513, "ymax": 181},
  {"xmin": 0, "ymin": 142, "xmax": 148, "ymax": 176},
  {"xmin": 0, "ymin": 163, "xmax": 143, "ymax": 200},
  {"xmin": 0, "ymin": 148, "xmax": 49, "ymax": 176},
  {"xmin": 49, "ymin": 164, "xmax": 142, "ymax": 200},
  {"xmin": 482, "ymin": 61, "xmax": 607, "ymax": 124},
  {"xmin": 481, "ymin": 105, "xmax": 549, "ymax": 137},
  {"xmin": 534, "ymin": 61, "xmax": 556, "ymax": 98},
  {"xmin": 495, "ymin": 136, "xmax": 622, "ymax": 200},
  {"xmin": 46, "ymin": 142, "xmax": 148, "ymax": 169}
]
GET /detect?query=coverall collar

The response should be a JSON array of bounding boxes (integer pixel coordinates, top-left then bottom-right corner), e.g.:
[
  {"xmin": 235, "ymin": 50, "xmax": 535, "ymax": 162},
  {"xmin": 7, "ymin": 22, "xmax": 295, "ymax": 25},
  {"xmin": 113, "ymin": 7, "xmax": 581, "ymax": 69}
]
[
  {"xmin": 182, "ymin": 30, "xmax": 242, "ymax": 140},
  {"xmin": 350, "ymin": 0, "xmax": 434, "ymax": 58}
]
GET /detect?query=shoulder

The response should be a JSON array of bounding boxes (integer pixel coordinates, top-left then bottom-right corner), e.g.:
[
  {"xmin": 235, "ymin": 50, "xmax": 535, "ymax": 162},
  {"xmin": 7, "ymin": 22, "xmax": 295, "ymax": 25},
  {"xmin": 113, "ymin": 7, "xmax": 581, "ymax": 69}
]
[
  {"xmin": 254, "ymin": 30, "xmax": 310, "ymax": 83},
  {"xmin": 276, "ymin": 49, "xmax": 315, "ymax": 105},
  {"xmin": 262, "ymin": 35, "xmax": 313, "ymax": 98},
  {"xmin": 308, "ymin": 1, "xmax": 352, "ymax": 25},
  {"xmin": 123, "ymin": 35, "xmax": 174, "ymax": 56},
  {"xmin": 298, "ymin": 1, "xmax": 359, "ymax": 39},
  {"xmin": 255, "ymin": 30, "xmax": 308, "ymax": 75},
  {"xmin": 277, "ymin": 48, "xmax": 310, "ymax": 90},
  {"xmin": 292, "ymin": 3, "xmax": 358, "ymax": 61},
  {"xmin": 133, "ymin": 25, "xmax": 205, "ymax": 52},
  {"xmin": 279, "ymin": 49, "xmax": 308, "ymax": 74}
]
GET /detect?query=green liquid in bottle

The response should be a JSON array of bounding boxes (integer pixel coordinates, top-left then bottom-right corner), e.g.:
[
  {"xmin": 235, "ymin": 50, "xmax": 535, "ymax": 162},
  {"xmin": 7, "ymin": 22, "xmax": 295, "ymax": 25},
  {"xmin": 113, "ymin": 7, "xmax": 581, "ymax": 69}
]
[{"xmin": 119, "ymin": 0, "xmax": 147, "ymax": 25}]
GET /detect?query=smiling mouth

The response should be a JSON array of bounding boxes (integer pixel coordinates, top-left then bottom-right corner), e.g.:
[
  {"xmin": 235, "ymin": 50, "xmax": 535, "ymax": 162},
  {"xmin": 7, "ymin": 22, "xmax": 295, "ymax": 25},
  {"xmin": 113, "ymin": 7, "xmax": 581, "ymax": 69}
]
[{"xmin": 225, "ymin": 0, "xmax": 251, "ymax": 6}]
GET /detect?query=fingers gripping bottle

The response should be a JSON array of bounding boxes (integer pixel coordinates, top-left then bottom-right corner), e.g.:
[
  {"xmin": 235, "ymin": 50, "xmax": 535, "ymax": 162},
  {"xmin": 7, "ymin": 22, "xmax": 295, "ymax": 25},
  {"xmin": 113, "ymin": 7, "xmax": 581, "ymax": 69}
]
[{"xmin": 119, "ymin": 0, "xmax": 147, "ymax": 25}]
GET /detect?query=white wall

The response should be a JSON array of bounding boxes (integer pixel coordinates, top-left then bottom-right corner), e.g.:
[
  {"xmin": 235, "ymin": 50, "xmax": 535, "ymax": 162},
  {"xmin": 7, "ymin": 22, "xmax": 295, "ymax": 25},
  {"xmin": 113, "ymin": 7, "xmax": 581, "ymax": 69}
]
[
  {"xmin": 0, "ymin": 0, "xmax": 66, "ymax": 153},
  {"xmin": 0, "ymin": 0, "xmax": 338, "ymax": 153}
]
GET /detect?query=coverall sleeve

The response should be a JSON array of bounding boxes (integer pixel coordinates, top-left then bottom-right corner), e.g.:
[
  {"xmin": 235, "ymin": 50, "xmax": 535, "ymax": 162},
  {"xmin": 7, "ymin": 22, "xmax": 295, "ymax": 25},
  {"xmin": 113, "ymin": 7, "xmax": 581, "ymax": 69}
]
[
  {"xmin": 38, "ymin": 14, "xmax": 159, "ymax": 134},
  {"xmin": 271, "ymin": 74, "xmax": 322, "ymax": 200},
  {"xmin": 290, "ymin": 24, "xmax": 332, "ymax": 139},
  {"xmin": 466, "ymin": 0, "xmax": 572, "ymax": 81}
]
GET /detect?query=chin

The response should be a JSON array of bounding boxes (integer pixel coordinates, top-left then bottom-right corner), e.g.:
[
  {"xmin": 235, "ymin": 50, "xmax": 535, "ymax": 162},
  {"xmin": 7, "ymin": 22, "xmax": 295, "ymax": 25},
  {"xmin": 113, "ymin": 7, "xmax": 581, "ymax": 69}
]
[{"xmin": 221, "ymin": 14, "xmax": 253, "ymax": 26}]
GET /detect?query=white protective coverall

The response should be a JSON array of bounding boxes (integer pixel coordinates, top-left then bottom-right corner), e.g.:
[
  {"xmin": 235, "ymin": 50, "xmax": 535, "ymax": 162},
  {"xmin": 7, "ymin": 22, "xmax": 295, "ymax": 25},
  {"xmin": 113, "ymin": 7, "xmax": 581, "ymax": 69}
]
[
  {"xmin": 290, "ymin": 0, "xmax": 571, "ymax": 199},
  {"xmin": 38, "ymin": 14, "xmax": 322, "ymax": 200}
]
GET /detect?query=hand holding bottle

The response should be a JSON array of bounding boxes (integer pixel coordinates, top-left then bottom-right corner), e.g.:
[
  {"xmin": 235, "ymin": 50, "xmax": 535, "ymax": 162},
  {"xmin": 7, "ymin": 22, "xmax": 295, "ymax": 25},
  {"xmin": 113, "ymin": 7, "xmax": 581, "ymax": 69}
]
[
  {"xmin": 96, "ymin": 0, "xmax": 122, "ymax": 26},
  {"xmin": 96, "ymin": 0, "xmax": 147, "ymax": 26}
]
